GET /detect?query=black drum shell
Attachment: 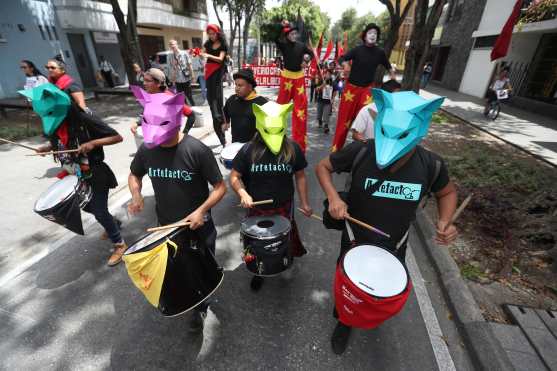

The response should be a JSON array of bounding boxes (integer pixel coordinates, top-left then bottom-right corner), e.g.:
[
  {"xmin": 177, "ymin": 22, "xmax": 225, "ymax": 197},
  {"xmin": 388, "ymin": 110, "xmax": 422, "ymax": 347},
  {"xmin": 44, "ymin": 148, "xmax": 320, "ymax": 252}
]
[
  {"xmin": 241, "ymin": 231, "xmax": 292, "ymax": 276},
  {"xmin": 126, "ymin": 227, "xmax": 223, "ymax": 317}
]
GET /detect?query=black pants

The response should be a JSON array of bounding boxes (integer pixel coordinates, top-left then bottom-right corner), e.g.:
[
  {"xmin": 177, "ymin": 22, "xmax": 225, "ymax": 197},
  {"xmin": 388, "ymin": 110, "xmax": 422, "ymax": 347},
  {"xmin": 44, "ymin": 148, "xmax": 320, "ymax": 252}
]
[
  {"xmin": 82, "ymin": 186, "xmax": 121, "ymax": 244},
  {"xmin": 182, "ymin": 111, "xmax": 196, "ymax": 135},
  {"xmin": 101, "ymin": 70, "xmax": 114, "ymax": 88},
  {"xmin": 206, "ymin": 69, "xmax": 225, "ymax": 146},
  {"xmin": 175, "ymin": 81, "xmax": 196, "ymax": 106},
  {"xmin": 190, "ymin": 219, "xmax": 217, "ymax": 313}
]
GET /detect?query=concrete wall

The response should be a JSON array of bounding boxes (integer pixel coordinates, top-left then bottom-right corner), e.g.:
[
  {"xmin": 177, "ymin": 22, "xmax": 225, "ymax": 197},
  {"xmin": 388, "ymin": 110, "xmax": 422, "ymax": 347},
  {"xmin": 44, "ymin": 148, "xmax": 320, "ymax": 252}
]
[
  {"xmin": 459, "ymin": 49, "xmax": 494, "ymax": 97},
  {"xmin": 0, "ymin": 0, "xmax": 80, "ymax": 98},
  {"xmin": 53, "ymin": 0, "xmax": 124, "ymax": 32},
  {"xmin": 436, "ymin": 0, "xmax": 486, "ymax": 90},
  {"xmin": 137, "ymin": 0, "xmax": 207, "ymax": 31},
  {"xmin": 506, "ymin": 32, "xmax": 541, "ymax": 64},
  {"xmin": 474, "ymin": 0, "xmax": 515, "ymax": 37},
  {"xmin": 137, "ymin": 26, "xmax": 203, "ymax": 50}
]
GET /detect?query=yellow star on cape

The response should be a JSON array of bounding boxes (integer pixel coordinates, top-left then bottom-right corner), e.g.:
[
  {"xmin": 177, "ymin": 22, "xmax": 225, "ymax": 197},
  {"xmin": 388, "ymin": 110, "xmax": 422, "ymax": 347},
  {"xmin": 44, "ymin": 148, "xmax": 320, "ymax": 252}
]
[
  {"xmin": 343, "ymin": 90, "xmax": 355, "ymax": 102},
  {"xmin": 284, "ymin": 81, "xmax": 293, "ymax": 91},
  {"xmin": 331, "ymin": 144, "xmax": 338, "ymax": 152},
  {"xmin": 363, "ymin": 94, "xmax": 372, "ymax": 105},
  {"xmin": 296, "ymin": 109, "xmax": 305, "ymax": 120},
  {"xmin": 296, "ymin": 86, "xmax": 305, "ymax": 95}
]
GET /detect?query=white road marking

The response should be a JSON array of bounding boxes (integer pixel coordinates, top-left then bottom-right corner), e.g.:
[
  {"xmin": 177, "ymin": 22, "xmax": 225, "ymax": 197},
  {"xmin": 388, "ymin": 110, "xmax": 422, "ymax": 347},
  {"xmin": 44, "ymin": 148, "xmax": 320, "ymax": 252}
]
[{"xmin": 407, "ymin": 245, "xmax": 457, "ymax": 371}]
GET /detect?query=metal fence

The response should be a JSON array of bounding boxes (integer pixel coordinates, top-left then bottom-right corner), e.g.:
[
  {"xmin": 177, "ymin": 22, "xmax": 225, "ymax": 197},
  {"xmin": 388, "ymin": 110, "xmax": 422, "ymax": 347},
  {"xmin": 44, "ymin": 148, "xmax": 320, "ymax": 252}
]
[{"xmin": 506, "ymin": 61, "xmax": 530, "ymax": 97}]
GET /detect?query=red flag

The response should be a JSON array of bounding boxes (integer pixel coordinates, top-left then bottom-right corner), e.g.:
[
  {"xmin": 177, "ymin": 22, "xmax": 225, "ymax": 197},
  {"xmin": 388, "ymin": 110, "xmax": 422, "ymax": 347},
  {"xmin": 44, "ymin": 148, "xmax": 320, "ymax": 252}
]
[
  {"xmin": 491, "ymin": 0, "xmax": 523, "ymax": 61},
  {"xmin": 310, "ymin": 32, "xmax": 324, "ymax": 71},
  {"xmin": 335, "ymin": 40, "xmax": 344, "ymax": 62},
  {"xmin": 322, "ymin": 39, "xmax": 333, "ymax": 62}
]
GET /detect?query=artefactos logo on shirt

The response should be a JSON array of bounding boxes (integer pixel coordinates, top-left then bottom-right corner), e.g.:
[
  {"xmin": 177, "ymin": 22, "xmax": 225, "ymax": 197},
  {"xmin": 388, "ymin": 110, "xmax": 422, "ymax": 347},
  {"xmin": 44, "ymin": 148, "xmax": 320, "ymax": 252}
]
[
  {"xmin": 148, "ymin": 167, "xmax": 193, "ymax": 182},
  {"xmin": 364, "ymin": 178, "xmax": 422, "ymax": 201},
  {"xmin": 250, "ymin": 163, "xmax": 292, "ymax": 173}
]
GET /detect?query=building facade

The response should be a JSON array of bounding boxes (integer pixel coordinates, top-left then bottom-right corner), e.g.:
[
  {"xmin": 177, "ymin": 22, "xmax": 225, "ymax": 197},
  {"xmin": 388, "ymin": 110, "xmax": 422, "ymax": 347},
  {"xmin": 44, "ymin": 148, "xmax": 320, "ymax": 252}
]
[{"xmin": 0, "ymin": 0, "xmax": 80, "ymax": 98}]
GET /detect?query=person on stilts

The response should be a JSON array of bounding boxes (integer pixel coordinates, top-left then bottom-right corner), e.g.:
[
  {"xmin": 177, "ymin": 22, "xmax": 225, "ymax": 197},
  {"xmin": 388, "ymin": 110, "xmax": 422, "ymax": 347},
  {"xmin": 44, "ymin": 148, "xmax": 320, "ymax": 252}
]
[
  {"xmin": 275, "ymin": 20, "xmax": 314, "ymax": 152},
  {"xmin": 331, "ymin": 23, "xmax": 396, "ymax": 152}
]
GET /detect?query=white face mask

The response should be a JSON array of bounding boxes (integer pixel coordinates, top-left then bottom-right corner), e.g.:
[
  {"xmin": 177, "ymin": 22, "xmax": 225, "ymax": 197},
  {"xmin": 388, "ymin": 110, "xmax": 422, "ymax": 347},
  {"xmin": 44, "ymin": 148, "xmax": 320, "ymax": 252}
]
[
  {"xmin": 365, "ymin": 29, "xmax": 378, "ymax": 45},
  {"xmin": 287, "ymin": 31, "xmax": 298, "ymax": 43}
]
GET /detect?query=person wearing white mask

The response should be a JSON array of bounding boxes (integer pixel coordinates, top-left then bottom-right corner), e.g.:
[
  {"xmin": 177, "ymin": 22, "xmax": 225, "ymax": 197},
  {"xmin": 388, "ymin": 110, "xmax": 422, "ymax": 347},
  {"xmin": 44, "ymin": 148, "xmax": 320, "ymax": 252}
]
[{"xmin": 331, "ymin": 23, "xmax": 396, "ymax": 152}]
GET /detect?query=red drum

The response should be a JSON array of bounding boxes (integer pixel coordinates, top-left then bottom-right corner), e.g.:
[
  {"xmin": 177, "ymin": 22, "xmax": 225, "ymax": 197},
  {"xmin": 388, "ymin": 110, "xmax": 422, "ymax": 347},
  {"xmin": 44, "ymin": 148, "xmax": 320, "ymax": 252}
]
[{"xmin": 334, "ymin": 244, "xmax": 412, "ymax": 329}]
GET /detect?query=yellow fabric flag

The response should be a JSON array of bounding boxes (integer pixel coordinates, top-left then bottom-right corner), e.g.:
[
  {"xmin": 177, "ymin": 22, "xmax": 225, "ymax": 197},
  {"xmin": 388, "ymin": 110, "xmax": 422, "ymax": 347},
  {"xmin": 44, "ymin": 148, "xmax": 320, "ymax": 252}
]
[{"xmin": 123, "ymin": 239, "xmax": 177, "ymax": 307}]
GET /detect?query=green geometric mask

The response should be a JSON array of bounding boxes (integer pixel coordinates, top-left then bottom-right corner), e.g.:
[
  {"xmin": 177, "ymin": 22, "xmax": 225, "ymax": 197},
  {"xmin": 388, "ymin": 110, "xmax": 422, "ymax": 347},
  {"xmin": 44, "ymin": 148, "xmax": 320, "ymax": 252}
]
[
  {"xmin": 18, "ymin": 83, "xmax": 71, "ymax": 136},
  {"xmin": 252, "ymin": 102, "xmax": 293, "ymax": 155}
]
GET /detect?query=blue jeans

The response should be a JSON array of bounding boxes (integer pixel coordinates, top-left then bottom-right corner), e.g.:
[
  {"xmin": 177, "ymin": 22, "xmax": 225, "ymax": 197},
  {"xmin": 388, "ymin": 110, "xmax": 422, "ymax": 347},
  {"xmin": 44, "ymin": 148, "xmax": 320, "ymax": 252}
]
[
  {"xmin": 197, "ymin": 75, "xmax": 207, "ymax": 101},
  {"xmin": 83, "ymin": 186, "xmax": 122, "ymax": 244}
]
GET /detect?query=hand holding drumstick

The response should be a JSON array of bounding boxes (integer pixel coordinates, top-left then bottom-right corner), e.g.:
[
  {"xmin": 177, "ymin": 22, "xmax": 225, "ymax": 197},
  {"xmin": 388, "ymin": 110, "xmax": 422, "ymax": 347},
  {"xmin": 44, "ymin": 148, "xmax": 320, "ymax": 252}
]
[{"xmin": 435, "ymin": 193, "xmax": 472, "ymax": 246}]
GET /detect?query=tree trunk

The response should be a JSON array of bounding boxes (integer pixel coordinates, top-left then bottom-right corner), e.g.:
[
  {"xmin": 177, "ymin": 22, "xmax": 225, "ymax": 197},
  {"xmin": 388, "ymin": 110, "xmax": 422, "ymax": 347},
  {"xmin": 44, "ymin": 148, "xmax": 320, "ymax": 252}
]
[
  {"xmin": 375, "ymin": 19, "xmax": 401, "ymax": 83},
  {"xmin": 212, "ymin": 1, "xmax": 225, "ymax": 30},
  {"xmin": 237, "ymin": 21, "xmax": 242, "ymax": 67},
  {"xmin": 402, "ymin": 0, "xmax": 447, "ymax": 92},
  {"xmin": 227, "ymin": 8, "xmax": 237, "ymax": 58},
  {"xmin": 243, "ymin": 13, "xmax": 253, "ymax": 64},
  {"xmin": 110, "ymin": 0, "xmax": 143, "ymax": 85}
]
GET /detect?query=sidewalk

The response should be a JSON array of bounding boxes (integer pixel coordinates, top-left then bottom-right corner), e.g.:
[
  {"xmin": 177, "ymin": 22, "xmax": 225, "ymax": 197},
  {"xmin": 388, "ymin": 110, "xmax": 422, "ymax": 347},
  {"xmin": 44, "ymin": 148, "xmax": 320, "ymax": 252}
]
[{"xmin": 421, "ymin": 84, "xmax": 557, "ymax": 167}]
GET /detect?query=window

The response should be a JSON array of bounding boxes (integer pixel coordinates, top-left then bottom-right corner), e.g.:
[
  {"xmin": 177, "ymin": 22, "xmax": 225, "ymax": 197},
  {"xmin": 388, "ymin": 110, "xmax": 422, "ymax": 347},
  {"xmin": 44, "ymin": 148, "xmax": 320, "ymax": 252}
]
[
  {"xmin": 182, "ymin": 40, "xmax": 190, "ymax": 49},
  {"xmin": 52, "ymin": 26, "xmax": 59, "ymax": 40},
  {"xmin": 473, "ymin": 36, "xmax": 498, "ymax": 49},
  {"xmin": 45, "ymin": 25, "xmax": 53, "ymax": 40},
  {"xmin": 38, "ymin": 25, "xmax": 46, "ymax": 40}
]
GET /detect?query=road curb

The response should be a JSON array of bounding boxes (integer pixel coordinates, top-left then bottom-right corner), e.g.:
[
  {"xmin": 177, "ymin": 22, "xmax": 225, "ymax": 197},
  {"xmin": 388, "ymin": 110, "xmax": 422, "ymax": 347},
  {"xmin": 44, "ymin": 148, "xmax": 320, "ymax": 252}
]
[{"xmin": 413, "ymin": 210, "xmax": 514, "ymax": 371}]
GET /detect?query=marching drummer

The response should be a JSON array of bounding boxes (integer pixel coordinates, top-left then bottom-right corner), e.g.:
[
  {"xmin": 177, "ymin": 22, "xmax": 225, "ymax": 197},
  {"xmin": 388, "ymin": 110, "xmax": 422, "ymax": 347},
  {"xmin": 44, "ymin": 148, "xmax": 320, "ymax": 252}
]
[
  {"xmin": 130, "ymin": 68, "xmax": 196, "ymax": 136},
  {"xmin": 315, "ymin": 90, "xmax": 459, "ymax": 354},
  {"xmin": 128, "ymin": 87, "xmax": 226, "ymax": 333},
  {"xmin": 222, "ymin": 68, "xmax": 268, "ymax": 143},
  {"xmin": 20, "ymin": 77, "xmax": 126, "ymax": 267},
  {"xmin": 230, "ymin": 101, "xmax": 312, "ymax": 291}
]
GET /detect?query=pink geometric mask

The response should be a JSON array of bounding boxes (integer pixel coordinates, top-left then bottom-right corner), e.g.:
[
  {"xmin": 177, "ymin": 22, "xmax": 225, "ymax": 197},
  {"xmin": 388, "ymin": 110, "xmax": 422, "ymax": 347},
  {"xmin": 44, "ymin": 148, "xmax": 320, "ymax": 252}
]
[{"xmin": 131, "ymin": 86, "xmax": 184, "ymax": 148}]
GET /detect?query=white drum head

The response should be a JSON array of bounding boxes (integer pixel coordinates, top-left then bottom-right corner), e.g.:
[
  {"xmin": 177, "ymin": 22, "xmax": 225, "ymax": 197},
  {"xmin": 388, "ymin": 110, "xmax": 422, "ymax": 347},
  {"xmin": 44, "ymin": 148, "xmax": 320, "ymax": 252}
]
[
  {"xmin": 343, "ymin": 245, "xmax": 408, "ymax": 298},
  {"xmin": 34, "ymin": 175, "xmax": 79, "ymax": 212},
  {"xmin": 221, "ymin": 142, "xmax": 245, "ymax": 161},
  {"xmin": 125, "ymin": 227, "xmax": 179, "ymax": 255}
]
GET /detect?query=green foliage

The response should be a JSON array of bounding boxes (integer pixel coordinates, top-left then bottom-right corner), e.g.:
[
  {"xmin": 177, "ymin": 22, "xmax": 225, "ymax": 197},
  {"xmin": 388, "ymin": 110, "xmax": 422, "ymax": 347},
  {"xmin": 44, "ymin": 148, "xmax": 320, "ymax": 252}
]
[
  {"xmin": 0, "ymin": 124, "xmax": 43, "ymax": 141},
  {"xmin": 259, "ymin": 0, "xmax": 330, "ymax": 44},
  {"xmin": 460, "ymin": 263, "xmax": 485, "ymax": 281},
  {"xmin": 329, "ymin": 8, "xmax": 379, "ymax": 50}
]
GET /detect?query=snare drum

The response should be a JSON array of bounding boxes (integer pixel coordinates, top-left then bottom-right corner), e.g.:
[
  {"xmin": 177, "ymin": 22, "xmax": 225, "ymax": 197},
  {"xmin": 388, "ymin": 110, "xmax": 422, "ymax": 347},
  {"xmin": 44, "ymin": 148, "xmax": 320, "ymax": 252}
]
[
  {"xmin": 220, "ymin": 142, "xmax": 245, "ymax": 169},
  {"xmin": 334, "ymin": 244, "xmax": 412, "ymax": 329},
  {"xmin": 34, "ymin": 175, "xmax": 92, "ymax": 235},
  {"xmin": 123, "ymin": 226, "xmax": 224, "ymax": 317},
  {"xmin": 240, "ymin": 215, "xmax": 292, "ymax": 276}
]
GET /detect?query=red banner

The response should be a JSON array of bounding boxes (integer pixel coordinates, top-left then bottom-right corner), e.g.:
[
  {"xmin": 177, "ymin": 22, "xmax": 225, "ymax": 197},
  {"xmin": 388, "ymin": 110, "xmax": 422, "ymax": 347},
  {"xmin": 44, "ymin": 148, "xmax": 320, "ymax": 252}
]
[{"xmin": 242, "ymin": 64, "xmax": 312, "ymax": 87}]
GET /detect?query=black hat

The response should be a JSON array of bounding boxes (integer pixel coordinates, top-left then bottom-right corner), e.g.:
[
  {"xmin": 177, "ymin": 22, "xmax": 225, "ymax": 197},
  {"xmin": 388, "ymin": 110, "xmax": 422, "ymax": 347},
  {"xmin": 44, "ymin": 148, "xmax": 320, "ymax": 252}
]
[
  {"xmin": 233, "ymin": 68, "xmax": 257, "ymax": 88},
  {"xmin": 361, "ymin": 23, "xmax": 381, "ymax": 42}
]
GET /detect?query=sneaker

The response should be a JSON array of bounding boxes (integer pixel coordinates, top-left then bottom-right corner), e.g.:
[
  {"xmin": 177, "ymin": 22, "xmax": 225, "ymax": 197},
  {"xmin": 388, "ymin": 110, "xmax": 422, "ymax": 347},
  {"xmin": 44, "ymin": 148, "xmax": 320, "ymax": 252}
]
[
  {"xmin": 101, "ymin": 218, "xmax": 122, "ymax": 240},
  {"xmin": 331, "ymin": 321, "xmax": 352, "ymax": 355},
  {"xmin": 324, "ymin": 126, "xmax": 330, "ymax": 134},
  {"xmin": 188, "ymin": 310, "xmax": 206, "ymax": 333},
  {"xmin": 107, "ymin": 241, "xmax": 127, "ymax": 266},
  {"xmin": 250, "ymin": 275, "xmax": 264, "ymax": 291}
]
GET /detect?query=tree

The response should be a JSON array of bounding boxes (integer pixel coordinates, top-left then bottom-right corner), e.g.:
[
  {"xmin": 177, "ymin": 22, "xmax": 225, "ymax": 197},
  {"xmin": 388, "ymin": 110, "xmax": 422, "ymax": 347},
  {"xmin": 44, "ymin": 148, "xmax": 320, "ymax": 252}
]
[
  {"xmin": 374, "ymin": 0, "xmax": 415, "ymax": 82},
  {"xmin": 242, "ymin": 0, "xmax": 265, "ymax": 64},
  {"xmin": 110, "ymin": 0, "xmax": 143, "ymax": 85},
  {"xmin": 259, "ymin": 0, "xmax": 330, "ymax": 45},
  {"xmin": 402, "ymin": 0, "xmax": 447, "ymax": 92}
]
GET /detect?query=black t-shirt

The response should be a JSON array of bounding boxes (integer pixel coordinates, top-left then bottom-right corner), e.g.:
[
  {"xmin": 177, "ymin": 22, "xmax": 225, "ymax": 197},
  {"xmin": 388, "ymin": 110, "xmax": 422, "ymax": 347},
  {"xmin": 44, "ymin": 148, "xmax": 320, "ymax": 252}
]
[
  {"xmin": 232, "ymin": 140, "xmax": 307, "ymax": 208},
  {"xmin": 204, "ymin": 41, "xmax": 227, "ymax": 66},
  {"xmin": 130, "ymin": 135, "xmax": 223, "ymax": 225},
  {"xmin": 338, "ymin": 45, "xmax": 392, "ymax": 87},
  {"xmin": 276, "ymin": 39, "xmax": 314, "ymax": 72},
  {"xmin": 330, "ymin": 141, "xmax": 449, "ymax": 249},
  {"xmin": 223, "ymin": 94, "xmax": 268, "ymax": 143}
]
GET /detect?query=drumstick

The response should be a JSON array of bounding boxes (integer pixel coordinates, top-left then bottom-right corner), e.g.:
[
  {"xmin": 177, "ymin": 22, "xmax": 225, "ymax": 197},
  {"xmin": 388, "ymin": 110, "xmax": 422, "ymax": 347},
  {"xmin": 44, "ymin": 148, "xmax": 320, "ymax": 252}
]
[
  {"xmin": 296, "ymin": 207, "xmax": 323, "ymax": 221},
  {"xmin": 26, "ymin": 149, "xmax": 81, "ymax": 157},
  {"xmin": 236, "ymin": 199, "xmax": 273, "ymax": 207},
  {"xmin": 346, "ymin": 215, "xmax": 391, "ymax": 239},
  {"xmin": 0, "ymin": 137, "xmax": 38, "ymax": 151},
  {"xmin": 147, "ymin": 221, "xmax": 191, "ymax": 233},
  {"xmin": 450, "ymin": 194, "xmax": 472, "ymax": 224}
]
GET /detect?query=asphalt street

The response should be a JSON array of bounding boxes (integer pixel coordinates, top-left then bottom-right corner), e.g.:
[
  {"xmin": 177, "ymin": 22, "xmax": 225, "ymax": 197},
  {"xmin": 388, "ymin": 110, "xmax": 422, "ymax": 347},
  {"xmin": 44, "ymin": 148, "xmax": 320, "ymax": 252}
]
[{"xmin": 0, "ymin": 89, "xmax": 475, "ymax": 370}]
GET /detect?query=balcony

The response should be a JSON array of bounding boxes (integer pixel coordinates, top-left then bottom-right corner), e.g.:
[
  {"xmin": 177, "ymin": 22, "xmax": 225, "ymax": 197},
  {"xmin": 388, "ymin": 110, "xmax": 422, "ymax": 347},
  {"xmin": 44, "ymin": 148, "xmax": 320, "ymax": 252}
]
[
  {"xmin": 517, "ymin": 0, "xmax": 557, "ymax": 32},
  {"xmin": 137, "ymin": 0, "xmax": 207, "ymax": 31},
  {"xmin": 53, "ymin": 0, "xmax": 121, "ymax": 31}
]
